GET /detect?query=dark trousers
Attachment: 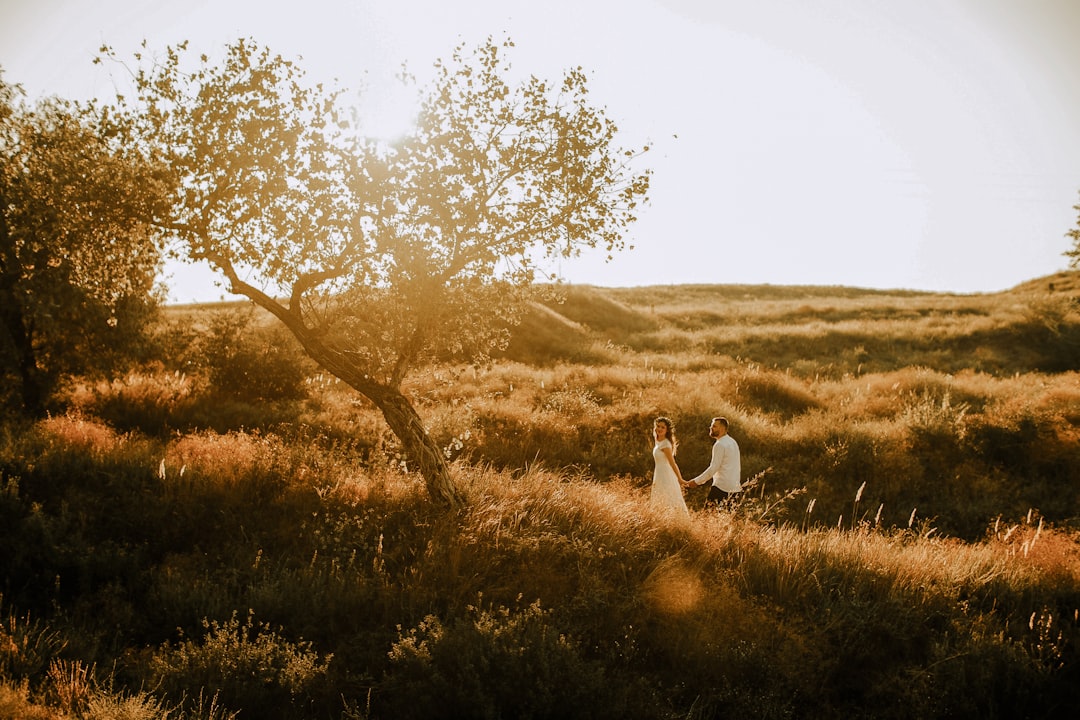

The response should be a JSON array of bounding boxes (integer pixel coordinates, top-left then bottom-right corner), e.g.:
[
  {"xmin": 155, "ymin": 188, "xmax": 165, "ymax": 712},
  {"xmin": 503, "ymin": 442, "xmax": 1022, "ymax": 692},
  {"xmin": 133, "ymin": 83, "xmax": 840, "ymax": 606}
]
[{"xmin": 704, "ymin": 485, "xmax": 734, "ymax": 509}]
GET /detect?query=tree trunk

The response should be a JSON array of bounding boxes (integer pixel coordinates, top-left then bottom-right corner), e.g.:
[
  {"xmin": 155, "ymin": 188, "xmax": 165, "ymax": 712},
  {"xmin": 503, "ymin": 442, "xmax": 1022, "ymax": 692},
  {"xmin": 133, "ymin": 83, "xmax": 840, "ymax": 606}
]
[
  {"xmin": 211, "ymin": 278, "xmax": 466, "ymax": 509},
  {"xmin": 0, "ymin": 308, "xmax": 46, "ymax": 416},
  {"xmin": 0, "ymin": 207, "xmax": 46, "ymax": 416},
  {"xmin": 370, "ymin": 384, "xmax": 465, "ymax": 509},
  {"xmin": 302, "ymin": 333, "xmax": 464, "ymax": 508},
  {"xmin": 0, "ymin": 288, "xmax": 46, "ymax": 417}
]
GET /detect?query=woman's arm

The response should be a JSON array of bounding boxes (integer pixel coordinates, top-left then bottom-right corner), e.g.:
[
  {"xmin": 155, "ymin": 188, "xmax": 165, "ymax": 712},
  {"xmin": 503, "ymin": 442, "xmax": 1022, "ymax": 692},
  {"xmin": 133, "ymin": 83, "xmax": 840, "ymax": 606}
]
[{"xmin": 661, "ymin": 446, "xmax": 684, "ymax": 483}]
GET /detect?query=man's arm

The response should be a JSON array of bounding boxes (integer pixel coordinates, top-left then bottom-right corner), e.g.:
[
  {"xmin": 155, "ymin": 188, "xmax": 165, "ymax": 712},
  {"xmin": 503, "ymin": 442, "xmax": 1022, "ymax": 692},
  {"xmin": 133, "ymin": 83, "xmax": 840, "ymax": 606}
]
[{"xmin": 690, "ymin": 442, "xmax": 725, "ymax": 485}]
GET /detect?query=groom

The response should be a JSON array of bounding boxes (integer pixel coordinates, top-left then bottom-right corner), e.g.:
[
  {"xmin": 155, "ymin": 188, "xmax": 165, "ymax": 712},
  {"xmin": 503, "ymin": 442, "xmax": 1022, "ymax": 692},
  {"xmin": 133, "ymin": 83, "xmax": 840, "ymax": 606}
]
[{"xmin": 684, "ymin": 417, "xmax": 741, "ymax": 508}]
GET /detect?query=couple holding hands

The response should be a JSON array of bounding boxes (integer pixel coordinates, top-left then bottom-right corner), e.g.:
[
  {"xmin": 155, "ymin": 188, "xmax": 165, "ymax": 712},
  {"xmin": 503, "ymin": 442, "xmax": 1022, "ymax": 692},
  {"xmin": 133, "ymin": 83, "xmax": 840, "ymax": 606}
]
[{"xmin": 650, "ymin": 416, "xmax": 741, "ymax": 518}]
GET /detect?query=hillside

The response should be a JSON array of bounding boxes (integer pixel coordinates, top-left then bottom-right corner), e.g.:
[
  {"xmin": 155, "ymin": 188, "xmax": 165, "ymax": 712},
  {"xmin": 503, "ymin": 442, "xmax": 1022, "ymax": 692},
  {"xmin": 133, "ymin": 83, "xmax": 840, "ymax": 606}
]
[
  {"xmin": 3, "ymin": 273, "xmax": 1076, "ymax": 718},
  {"xmin": 501, "ymin": 272, "xmax": 1080, "ymax": 377},
  {"xmin": 1010, "ymin": 269, "xmax": 1080, "ymax": 295},
  {"xmin": 150, "ymin": 274, "xmax": 1080, "ymax": 538}
]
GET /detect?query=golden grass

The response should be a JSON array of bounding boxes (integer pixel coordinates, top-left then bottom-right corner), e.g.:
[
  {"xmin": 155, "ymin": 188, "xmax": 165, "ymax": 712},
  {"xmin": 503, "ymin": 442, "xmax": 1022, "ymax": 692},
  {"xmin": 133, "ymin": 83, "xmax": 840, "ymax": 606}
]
[
  {"xmin": 35, "ymin": 414, "xmax": 122, "ymax": 455},
  {"xmin": 167, "ymin": 431, "xmax": 275, "ymax": 483},
  {"xmin": 0, "ymin": 679, "xmax": 60, "ymax": 720},
  {"xmin": 4, "ymin": 394, "xmax": 1079, "ymax": 717},
  {"xmin": 6, "ymin": 276, "xmax": 1074, "ymax": 716}
]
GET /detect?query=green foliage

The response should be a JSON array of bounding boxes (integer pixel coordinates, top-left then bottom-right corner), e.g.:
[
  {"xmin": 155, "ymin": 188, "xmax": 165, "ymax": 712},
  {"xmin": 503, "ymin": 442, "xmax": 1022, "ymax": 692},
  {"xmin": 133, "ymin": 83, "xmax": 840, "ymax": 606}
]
[
  {"xmin": 64, "ymin": 304, "xmax": 314, "ymax": 435},
  {"xmin": 196, "ymin": 308, "xmax": 313, "ymax": 403},
  {"xmin": 0, "ymin": 603, "xmax": 68, "ymax": 684},
  {"xmin": 0, "ymin": 414, "xmax": 1078, "ymax": 718},
  {"xmin": 0, "ymin": 73, "xmax": 167, "ymax": 416},
  {"xmin": 0, "ymin": 679, "xmax": 62, "ymax": 720},
  {"xmin": 103, "ymin": 36, "xmax": 650, "ymax": 505},
  {"xmin": 72, "ymin": 371, "xmax": 198, "ymax": 435},
  {"xmin": 384, "ymin": 600, "xmax": 641, "ymax": 720},
  {"xmin": 1014, "ymin": 291, "xmax": 1080, "ymax": 371},
  {"xmin": 728, "ymin": 365, "xmax": 821, "ymax": 418},
  {"xmin": 82, "ymin": 687, "xmax": 237, "ymax": 720},
  {"xmin": 1066, "ymin": 192, "xmax": 1080, "ymax": 268},
  {"xmin": 4, "ymin": 277, "xmax": 1080, "ymax": 718},
  {"xmin": 146, "ymin": 611, "xmax": 330, "ymax": 720},
  {"xmin": 71, "ymin": 370, "xmax": 307, "ymax": 437},
  {"xmin": 567, "ymin": 280, "xmax": 1080, "ymax": 376},
  {"xmin": 0, "ymin": 665, "xmax": 238, "ymax": 720}
]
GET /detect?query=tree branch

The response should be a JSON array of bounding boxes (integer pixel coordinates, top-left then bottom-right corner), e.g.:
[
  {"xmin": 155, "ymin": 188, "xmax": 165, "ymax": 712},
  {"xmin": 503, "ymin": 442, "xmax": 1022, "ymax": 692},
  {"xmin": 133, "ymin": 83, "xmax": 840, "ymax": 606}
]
[{"xmin": 202, "ymin": 246, "xmax": 298, "ymax": 329}]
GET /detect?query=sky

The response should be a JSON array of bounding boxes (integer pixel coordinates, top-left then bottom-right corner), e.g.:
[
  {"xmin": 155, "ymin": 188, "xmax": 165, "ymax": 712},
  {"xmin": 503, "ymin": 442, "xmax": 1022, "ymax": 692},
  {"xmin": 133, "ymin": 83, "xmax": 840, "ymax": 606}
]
[{"xmin": 2, "ymin": 0, "xmax": 1079, "ymax": 302}]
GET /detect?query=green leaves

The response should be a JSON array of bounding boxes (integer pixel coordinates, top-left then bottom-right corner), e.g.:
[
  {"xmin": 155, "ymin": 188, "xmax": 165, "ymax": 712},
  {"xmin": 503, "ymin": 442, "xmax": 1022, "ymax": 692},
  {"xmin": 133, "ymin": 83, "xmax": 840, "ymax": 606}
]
[
  {"xmin": 1, "ymin": 75, "xmax": 167, "ymax": 412},
  {"xmin": 1066, "ymin": 192, "xmax": 1080, "ymax": 268},
  {"xmin": 115, "ymin": 36, "xmax": 650, "ymax": 389}
]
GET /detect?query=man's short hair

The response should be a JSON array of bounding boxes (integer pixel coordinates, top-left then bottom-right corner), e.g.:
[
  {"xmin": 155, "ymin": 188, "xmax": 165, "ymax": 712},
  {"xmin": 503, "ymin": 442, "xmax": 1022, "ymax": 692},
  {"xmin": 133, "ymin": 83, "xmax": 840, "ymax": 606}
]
[{"xmin": 713, "ymin": 417, "xmax": 729, "ymax": 429}]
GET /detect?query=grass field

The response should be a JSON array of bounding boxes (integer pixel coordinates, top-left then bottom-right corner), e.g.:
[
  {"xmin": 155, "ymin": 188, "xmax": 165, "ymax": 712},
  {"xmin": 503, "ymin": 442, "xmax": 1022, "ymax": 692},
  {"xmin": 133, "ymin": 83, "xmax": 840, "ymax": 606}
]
[{"xmin": 1, "ymin": 274, "xmax": 1078, "ymax": 718}]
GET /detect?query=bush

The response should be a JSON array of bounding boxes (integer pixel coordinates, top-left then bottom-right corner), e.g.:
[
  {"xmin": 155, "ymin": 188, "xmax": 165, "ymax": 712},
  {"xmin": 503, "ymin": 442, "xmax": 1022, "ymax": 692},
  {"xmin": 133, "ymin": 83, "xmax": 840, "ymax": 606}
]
[
  {"xmin": 382, "ymin": 599, "xmax": 646, "ymax": 720},
  {"xmin": 0, "ymin": 604, "xmax": 68, "ymax": 684},
  {"xmin": 1002, "ymin": 293, "xmax": 1080, "ymax": 372},
  {"xmin": 71, "ymin": 371, "xmax": 197, "ymax": 435},
  {"xmin": 145, "ymin": 611, "xmax": 331, "ymax": 720},
  {"xmin": 0, "ymin": 679, "xmax": 59, "ymax": 720},
  {"xmin": 199, "ymin": 310, "xmax": 314, "ymax": 403},
  {"xmin": 0, "ymin": 663, "xmax": 239, "ymax": 720}
]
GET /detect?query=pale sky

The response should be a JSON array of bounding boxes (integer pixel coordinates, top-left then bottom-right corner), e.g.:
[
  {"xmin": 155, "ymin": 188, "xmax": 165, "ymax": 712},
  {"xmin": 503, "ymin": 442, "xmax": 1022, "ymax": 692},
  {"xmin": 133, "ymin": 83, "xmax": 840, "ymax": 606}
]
[{"xmin": 2, "ymin": 0, "xmax": 1079, "ymax": 302}]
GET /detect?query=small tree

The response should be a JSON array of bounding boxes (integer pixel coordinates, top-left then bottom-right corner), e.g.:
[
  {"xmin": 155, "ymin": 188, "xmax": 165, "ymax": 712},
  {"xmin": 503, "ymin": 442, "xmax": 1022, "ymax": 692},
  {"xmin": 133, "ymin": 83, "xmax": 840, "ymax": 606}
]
[
  {"xmin": 1066, "ymin": 192, "xmax": 1080, "ymax": 268},
  {"xmin": 0, "ymin": 73, "xmax": 168, "ymax": 415},
  {"xmin": 111, "ymin": 38, "xmax": 650, "ymax": 506}
]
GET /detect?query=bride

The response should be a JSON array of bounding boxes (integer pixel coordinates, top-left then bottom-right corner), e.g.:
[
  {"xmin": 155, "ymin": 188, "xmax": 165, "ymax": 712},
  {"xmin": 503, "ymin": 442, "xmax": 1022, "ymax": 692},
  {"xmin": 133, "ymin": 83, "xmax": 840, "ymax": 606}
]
[{"xmin": 650, "ymin": 417, "xmax": 689, "ymax": 518}]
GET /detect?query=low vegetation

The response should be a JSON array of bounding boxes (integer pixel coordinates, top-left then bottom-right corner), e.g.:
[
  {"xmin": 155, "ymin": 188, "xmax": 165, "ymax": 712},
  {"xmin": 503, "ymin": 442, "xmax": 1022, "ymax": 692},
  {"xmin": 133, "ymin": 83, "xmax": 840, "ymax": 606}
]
[{"xmin": 1, "ymin": 275, "xmax": 1078, "ymax": 718}]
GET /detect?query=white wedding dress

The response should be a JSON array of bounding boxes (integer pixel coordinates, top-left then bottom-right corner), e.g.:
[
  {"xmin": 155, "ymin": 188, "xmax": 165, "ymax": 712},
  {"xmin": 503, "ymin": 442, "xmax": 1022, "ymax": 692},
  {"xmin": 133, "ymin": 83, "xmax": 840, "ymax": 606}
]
[{"xmin": 651, "ymin": 439, "xmax": 689, "ymax": 517}]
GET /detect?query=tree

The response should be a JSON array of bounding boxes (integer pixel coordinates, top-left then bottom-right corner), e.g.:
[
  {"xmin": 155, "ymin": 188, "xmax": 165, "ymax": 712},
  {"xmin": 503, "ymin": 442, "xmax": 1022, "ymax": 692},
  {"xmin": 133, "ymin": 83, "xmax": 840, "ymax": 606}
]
[
  {"xmin": 0, "ymin": 73, "xmax": 168, "ymax": 415},
  {"xmin": 1067, "ymin": 192, "xmax": 1080, "ymax": 268},
  {"xmin": 110, "ymin": 38, "xmax": 651, "ymax": 507}
]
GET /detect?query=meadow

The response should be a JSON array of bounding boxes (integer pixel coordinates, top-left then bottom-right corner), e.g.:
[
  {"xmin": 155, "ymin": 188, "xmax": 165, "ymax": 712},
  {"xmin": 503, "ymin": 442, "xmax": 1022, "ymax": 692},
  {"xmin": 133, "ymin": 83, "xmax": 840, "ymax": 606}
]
[{"xmin": 2, "ymin": 273, "xmax": 1079, "ymax": 719}]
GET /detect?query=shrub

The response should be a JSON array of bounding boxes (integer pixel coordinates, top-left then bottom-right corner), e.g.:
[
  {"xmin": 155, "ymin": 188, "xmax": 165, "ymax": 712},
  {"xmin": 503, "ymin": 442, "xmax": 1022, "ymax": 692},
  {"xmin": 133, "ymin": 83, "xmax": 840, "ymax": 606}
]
[
  {"xmin": 382, "ymin": 599, "xmax": 646, "ymax": 720},
  {"xmin": 146, "ymin": 611, "xmax": 331, "ymax": 720},
  {"xmin": 1020, "ymin": 292, "xmax": 1078, "ymax": 337},
  {"xmin": 41, "ymin": 659, "xmax": 92, "ymax": 717},
  {"xmin": 0, "ymin": 662, "xmax": 239, "ymax": 720},
  {"xmin": 81, "ymin": 686, "xmax": 238, "ymax": 720},
  {"xmin": 537, "ymin": 386, "xmax": 602, "ymax": 416},
  {"xmin": 0, "ymin": 679, "xmax": 59, "ymax": 720},
  {"xmin": 0, "ymin": 605, "xmax": 68, "ymax": 683},
  {"xmin": 199, "ymin": 310, "xmax": 313, "ymax": 403},
  {"xmin": 71, "ymin": 371, "xmax": 197, "ymax": 435},
  {"xmin": 4, "ymin": 281, "xmax": 1080, "ymax": 719}
]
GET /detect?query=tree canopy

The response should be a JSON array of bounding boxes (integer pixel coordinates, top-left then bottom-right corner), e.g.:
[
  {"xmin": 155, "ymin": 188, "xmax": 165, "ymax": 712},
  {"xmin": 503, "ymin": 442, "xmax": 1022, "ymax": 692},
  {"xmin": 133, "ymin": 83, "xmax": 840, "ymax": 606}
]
[
  {"xmin": 109, "ymin": 37, "xmax": 651, "ymax": 505},
  {"xmin": 0, "ymin": 73, "xmax": 168, "ymax": 415}
]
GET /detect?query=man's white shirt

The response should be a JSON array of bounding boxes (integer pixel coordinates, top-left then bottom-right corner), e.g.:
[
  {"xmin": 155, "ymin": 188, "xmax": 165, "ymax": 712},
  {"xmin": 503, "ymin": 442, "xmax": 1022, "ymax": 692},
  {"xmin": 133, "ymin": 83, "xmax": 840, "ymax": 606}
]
[{"xmin": 690, "ymin": 434, "xmax": 741, "ymax": 492}]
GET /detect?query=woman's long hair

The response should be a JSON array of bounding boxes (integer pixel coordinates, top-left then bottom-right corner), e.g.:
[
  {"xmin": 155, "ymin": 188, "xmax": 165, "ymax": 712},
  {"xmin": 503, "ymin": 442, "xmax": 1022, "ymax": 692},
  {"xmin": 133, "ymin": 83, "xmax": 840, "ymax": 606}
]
[{"xmin": 654, "ymin": 417, "xmax": 678, "ymax": 455}]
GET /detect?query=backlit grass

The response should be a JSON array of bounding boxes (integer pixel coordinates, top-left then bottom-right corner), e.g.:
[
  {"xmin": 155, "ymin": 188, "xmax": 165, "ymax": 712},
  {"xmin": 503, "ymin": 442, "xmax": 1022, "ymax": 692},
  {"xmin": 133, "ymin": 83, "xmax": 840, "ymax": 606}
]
[{"xmin": 2, "ymin": 277, "xmax": 1078, "ymax": 718}]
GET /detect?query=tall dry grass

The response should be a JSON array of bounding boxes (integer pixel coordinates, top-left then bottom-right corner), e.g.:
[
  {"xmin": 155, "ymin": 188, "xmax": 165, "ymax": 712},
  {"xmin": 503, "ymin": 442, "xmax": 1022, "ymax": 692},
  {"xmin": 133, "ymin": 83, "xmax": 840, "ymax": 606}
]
[
  {"xmin": 2, "ymin": 278, "xmax": 1078, "ymax": 717},
  {"xmin": 3, "ymin": 411, "xmax": 1079, "ymax": 718},
  {"xmin": 402, "ymin": 356, "xmax": 1078, "ymax": 539},
  {"xmin": 51, "ymin": 280, "xmax": 1080, "ymax": 540}
]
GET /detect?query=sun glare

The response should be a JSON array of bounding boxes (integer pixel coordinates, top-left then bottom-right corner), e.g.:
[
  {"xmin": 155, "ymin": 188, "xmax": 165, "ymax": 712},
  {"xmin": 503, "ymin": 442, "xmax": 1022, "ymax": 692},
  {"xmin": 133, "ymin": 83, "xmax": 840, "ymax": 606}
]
[{"xmin": 359, "ymin": 81, "xmax": 419, "ymax": 141}]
